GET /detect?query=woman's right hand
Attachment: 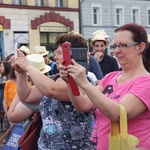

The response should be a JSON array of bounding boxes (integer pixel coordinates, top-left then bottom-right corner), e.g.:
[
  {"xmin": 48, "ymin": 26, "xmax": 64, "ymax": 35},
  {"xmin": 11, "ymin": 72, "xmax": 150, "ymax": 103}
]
[{"xmin": 15, "ymin": 50, "xmax": 31, "ymax": 73}]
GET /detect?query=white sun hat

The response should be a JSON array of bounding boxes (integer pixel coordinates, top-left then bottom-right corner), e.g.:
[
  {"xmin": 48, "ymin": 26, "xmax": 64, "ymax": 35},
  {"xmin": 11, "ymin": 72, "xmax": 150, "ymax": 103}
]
[
  {"xmin": 19, "ymin": 45, "xmax": 31, "ymax": 55},
  {"xmin": 90, "ymin": 29, "xmax": 109, "ymax": 47},
  {"xmin": 33, "ymin": 46, "xmax": 49, "ymax": 56},
  {"xmin": 26, "ymin": 54, "xmax": 51, "ymax": 74}
]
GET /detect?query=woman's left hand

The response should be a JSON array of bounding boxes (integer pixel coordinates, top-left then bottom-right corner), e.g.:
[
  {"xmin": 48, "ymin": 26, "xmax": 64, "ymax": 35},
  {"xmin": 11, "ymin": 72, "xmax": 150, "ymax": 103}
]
[{"xmin": 67, "ymin": 59, "xmax": 88, "ymax": 88}]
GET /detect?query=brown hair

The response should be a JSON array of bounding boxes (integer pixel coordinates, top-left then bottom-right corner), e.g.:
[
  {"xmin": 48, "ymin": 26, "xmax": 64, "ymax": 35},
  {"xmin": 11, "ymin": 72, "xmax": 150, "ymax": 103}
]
[
  {"xmin": 9, "ymin": 67, "xmax": 16, "ymax": 80},
  {"xmin": 115, "ymin": 23, "xmax": 148, "ymax": 51},
  {"xmin": 143, "ymin": 42, "xmax": 150, "ymax": 72},
  {"xmin": 55, "ymin": 32, "xmax": 88, "ymax": 48},
  {"xmin": 5, "ymin": 53, "xmax": 14, "ymax": 61},
  {"xmin": 2, "ymin": 61, "xmax": 12, "ymax": 78}
]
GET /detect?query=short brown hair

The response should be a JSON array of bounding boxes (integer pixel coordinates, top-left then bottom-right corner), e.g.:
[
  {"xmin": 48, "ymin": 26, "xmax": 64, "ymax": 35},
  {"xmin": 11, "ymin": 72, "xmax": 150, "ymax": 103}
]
[{"xmin": 55, "ymin": 32, "xmax": 88, "ymax": 48}]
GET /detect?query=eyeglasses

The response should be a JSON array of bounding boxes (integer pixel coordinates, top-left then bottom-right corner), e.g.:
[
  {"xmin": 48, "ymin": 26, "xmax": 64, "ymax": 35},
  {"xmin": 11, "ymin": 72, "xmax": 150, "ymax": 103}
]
[{"xmin": 110, "ymin": 42, "xmax": 139, "ymax": 50}]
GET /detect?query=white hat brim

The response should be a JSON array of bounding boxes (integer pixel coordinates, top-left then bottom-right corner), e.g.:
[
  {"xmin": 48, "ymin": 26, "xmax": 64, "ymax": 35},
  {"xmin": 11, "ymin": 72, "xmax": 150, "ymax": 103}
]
[
  {"xmin": 90, "ymin": 39, "xmax": 109, "ymax": 47},
  {"xmin": 41, "ymin": 65, "xmax": 51, "ymax": 74},
  {"xmin": 40, "ymin": 51, "xmax": 49, "ymax": 56}
]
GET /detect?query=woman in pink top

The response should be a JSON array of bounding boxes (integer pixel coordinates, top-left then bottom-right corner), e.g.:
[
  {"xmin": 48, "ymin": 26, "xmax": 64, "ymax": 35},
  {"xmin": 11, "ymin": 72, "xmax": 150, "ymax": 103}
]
[{"xmin": 59, "ymin": 23, "xmax": 150, "ymax": 150}]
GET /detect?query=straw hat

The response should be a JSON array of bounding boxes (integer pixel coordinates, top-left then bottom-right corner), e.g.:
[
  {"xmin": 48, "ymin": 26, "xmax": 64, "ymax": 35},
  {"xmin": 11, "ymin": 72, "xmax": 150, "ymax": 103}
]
[
  {"xmin": 26, "ymin": 54, "xmax": 51, "ymax": 74},
  {"xmin": 19, "ymin": 45, "xmax": 31, "ymax": 55},
  {"xmin": 90, "ymin": 29, "xmax": 109, "ymax": 47},
  {"xmin": 33, "ymin": 46, "xmax": 49, "ymax": 56}
]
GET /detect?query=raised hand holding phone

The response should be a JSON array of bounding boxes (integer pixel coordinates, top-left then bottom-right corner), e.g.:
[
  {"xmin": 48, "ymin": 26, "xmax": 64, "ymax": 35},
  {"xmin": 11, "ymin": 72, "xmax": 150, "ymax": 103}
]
[
  {"xmin": 62, "ymin": 42, "xmax": 80, "ymax": 96},
  {"xmin": 14, "ymin": 48, "xmax": 18, "ymax": 58}
]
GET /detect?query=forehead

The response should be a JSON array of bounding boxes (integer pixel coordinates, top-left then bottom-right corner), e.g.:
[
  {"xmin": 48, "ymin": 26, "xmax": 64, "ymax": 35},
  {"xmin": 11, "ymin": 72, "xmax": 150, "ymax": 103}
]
[
  {"xmin": 56, "ymin": 45, "xmax": 62, "ymax": 54},
  {"xmin": 114, "ymin": 30, "xmax": 133, "ymax": 43},
  {"xmin": 94, "ymin": 41, "xmax": 105, "ymax": 45}
]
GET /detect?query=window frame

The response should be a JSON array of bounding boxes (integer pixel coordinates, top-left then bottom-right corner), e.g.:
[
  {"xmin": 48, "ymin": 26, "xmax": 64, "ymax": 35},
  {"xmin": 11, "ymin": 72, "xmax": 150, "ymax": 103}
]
[
  {"xmin": 57, "ymin": 0, "xmax": 63, "ymax": 7},
  {"xmin": 36, "ymin": 0, "xmax": 48, "ymax": 7},
  {"xmin": 91, "ymin": 3, "xmax": 102, "ymax": 26},
  {"xmin": 13, "ymin": 0, "xmax": 26, "ymax": 5},
  {"xmin": 147, "ymin": 7, "xmax": 150, "ymax": 27},
  {"xmin": 131, "ymin": 6, "xmax": 140, "ymax": 24},
  {"xmin": 56, "ymin": 0, "xmax": 67, "ymax": 8},
  {"xmin": 114, "ymin": 5, "xmax": 124, "ymax": 26}
]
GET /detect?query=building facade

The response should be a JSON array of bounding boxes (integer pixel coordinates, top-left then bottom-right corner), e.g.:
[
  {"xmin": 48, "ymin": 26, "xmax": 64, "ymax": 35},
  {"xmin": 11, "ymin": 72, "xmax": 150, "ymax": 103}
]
[
  {"xmin": 0, "ymin": 0, "xmax": 80, "ymax": 59},
  {"xmin": 80, "ymin": 0, "xmax": 150, "ymax": 53}
]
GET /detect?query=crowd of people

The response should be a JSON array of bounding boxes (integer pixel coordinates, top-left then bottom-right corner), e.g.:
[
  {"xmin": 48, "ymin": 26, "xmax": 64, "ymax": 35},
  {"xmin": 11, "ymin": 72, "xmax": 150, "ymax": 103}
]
[{"xmin": 0, "ymin": 22, "xmax": 150, "ymax": 150}]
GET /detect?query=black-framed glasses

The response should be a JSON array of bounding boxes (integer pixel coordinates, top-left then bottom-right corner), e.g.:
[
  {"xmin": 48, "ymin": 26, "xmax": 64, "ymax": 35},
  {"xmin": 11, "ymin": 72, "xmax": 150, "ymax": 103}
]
[{"xmin": 110, "ymin": 42, "xmax": 139, "ymax": 50}]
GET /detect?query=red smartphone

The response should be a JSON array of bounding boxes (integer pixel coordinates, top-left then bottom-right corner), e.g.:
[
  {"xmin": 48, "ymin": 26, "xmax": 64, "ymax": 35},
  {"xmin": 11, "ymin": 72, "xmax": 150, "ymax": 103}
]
[{"xmin": 62, "ymin": 42, "xmax": 80, "ymax": 96}]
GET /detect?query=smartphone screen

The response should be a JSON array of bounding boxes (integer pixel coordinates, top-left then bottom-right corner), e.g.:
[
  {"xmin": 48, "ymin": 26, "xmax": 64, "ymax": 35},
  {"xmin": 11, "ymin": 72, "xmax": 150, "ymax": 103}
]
[{"xmin": 71, "ymin": 48, "xmax": 87, "ymax": 73}]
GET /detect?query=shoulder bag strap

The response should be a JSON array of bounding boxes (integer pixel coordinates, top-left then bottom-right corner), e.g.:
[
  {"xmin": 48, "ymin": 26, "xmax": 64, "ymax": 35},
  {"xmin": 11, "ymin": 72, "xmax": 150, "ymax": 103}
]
[
  {"xmin": 110, "ymin": 104, "xmax": 127, "ymax": 135},
  {"xmin": 119, "ymin": 104, "xmax": 127, "ymax": 134}
]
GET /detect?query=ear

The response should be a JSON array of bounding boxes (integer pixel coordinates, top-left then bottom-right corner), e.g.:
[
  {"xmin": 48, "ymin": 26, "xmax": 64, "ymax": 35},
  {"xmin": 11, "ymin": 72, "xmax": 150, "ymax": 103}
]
[{"xmin": 137, "ymin": 42, "xmax": 146, "ymax": 54}]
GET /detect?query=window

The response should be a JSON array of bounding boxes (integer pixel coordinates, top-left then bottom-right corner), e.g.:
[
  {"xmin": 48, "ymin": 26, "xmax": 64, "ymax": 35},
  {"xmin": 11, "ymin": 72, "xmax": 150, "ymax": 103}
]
[
  {"xmin": 115, "ymin": 6, "xmax": 124, "ymax": 26},
  {"xmin": 58, "ymin": 0, "xmax": 63, "ymax": 7},
  {"xmin": 14, "ymin": 32, "xmax": 29, "ymax": 44},
  {"xmin": 147, "ymin": 8, "xmax": 150, "ymax": 26},
  {"xmin": 131, "ymin": 7, "xmax": 140, "ymax": 24},
  {"xmin": 40, "ymin": 32, "xmax": 60, "ymax": 57},
  {"xmin": 36, "ymin": 0, "xmax": 47, "ymax": 6},
  {"xmin": 91, "ymin": 4, "xmax": 102, "ymax": 26},
  {"xmin": 14, "ymin": 0, "xmax": 26, "ymax": 5},
  {"xmin": 56, "ymin": 0, "xmax": 67, "ymax": 8}
]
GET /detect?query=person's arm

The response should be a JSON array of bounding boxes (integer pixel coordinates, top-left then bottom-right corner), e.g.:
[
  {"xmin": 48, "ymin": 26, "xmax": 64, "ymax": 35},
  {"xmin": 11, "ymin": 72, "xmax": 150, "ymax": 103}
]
[
  {"xmin": 59, "ymin": 62, "xmax": 94, "ymax": 112},
  {"xmin": 7, "ymin": 94, "xmax": 34, "ymax": 123},
  {"xmin": 60, "ymin": 59, "xmax": 148, "ymax": 121},
  {"xmin": 16, "ymin": 71, "xmax": 44, "ymax": 104},
  {"xmin": 16, "ymin": 72, "xmax": 32, "ymax": 100},
  {"xmin": 3, "ymin": 97, "xmax": 8, "ymax": 115},
  {"xmin": 66, "ymin": 81, "xmax": 94, "ymax": 112},
  {"xmin": 3, "ymin": 81, "xmax": 9, "ymax": 115},
  {"xmin": 15, "ymin": 51, "xmax": 70, "ymax": 102}
]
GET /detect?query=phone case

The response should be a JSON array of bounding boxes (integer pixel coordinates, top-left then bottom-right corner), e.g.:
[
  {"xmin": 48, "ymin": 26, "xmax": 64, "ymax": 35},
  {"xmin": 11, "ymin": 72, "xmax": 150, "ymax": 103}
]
[
  {"xmin": 71, "ymin": 47, "xmax": 87, "ymax": 74},
  {"xmin": 62, "ymin": 42, "xmax": 80, "ymax": 96}
]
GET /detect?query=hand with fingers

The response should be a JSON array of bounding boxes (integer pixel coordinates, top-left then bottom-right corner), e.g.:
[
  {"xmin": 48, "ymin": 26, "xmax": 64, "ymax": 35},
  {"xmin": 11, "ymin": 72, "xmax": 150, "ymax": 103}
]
[
  {"xmin": 67, "ymin": 59, "xmax": 88, "ymax": 88},
  {"xmin": 14, "ymin": 50, "xmax": 31, "ymax": 73},
  {"xmin": 58, "ymin": 62, "xmax": 69, "ymax": 83},
  {"xmin": 94, "ymin": 51, "xmax": 104, "ymax": 62}
]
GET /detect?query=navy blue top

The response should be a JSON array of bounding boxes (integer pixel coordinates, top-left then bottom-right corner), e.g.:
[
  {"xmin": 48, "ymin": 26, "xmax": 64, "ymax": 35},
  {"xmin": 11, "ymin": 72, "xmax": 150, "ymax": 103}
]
[
  {"xmin": 88, "ymin": 55, "xmax": 103, "ymax": 80},
  {"xmin": 98, "ymin": 55, "xmax": 119, "ymax": 76}
]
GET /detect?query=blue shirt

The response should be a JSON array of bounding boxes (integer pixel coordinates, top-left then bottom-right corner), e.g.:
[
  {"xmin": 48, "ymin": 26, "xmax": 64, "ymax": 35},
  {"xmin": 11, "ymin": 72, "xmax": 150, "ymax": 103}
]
[{"xmin": 88, "ymin": 55, "xmax": 103, "ymax": 80}]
